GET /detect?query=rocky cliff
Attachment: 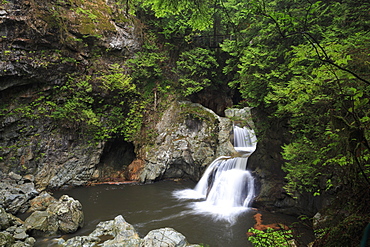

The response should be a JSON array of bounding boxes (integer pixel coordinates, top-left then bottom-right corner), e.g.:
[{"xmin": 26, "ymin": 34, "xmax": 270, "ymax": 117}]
[
  {"xmin": 135, "ymin": 101, "xmax": 235, "ymax": 182},
  {"xmin": 0, "ymin": 0, "xmax": 142, "ymax": 189}
]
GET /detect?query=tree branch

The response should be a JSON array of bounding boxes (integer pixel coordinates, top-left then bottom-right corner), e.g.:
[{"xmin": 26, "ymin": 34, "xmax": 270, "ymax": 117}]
[{"xmin": 302, "ymin": 32, "xmax": 370, "ymax": 86}]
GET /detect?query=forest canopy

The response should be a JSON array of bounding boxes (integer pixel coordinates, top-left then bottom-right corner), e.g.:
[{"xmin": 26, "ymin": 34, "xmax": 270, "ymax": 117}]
[{"xmin": 129, "ymin": 0, "xmax": 370, "ymax": 246}]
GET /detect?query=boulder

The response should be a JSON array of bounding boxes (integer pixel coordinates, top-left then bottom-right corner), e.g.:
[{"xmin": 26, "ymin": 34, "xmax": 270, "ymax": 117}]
[
  {"xmin": 24, "ymin": 211, "xmax": 58, "ymax": 235},
  {"xmin": 89, "ymin": 215, "xmax": 141, "ymax": 247},
  {"xmin": 28, "ymin": 191, "xmax": 57, "ymax": 212},
  {"xmin": 61, "ymin": 215, "xmax": 201, "ymax": 247},
  {"xmin": 25, "ymin": 195, "xmax": 83, "ymax": 236},
  {"xmin": 143, "ymin": 228, "xmax": 188, "ymax": 247},
  {"xmin": 47, "ymin": 195, "xmax": 83, "ymax": 233},
  {"xmin": 61, "ymin": 215, "xmax": 141, "ymax": 247}
]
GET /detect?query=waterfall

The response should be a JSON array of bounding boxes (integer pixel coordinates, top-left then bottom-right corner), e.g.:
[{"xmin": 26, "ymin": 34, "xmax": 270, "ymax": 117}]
[
  {"xmin": 174, "ymin": 124, "xmax": 257, "ymax": 223},
  {"xmin": 234, "ymin": 126, "xmax": 257, "ymax": 155}
]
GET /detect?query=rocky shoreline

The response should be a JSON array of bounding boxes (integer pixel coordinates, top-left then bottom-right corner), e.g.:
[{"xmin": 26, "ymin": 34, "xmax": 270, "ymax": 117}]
[
  {"xmin": 58, "ymin": 215, "xmax": 201, "ymax": 247},
  {"xmin": 0, "ymin": 172, "xmax": 201, "ymax": 247}
]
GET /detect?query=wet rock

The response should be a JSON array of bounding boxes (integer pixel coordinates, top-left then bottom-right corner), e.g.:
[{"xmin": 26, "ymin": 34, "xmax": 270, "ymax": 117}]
[
  {"xmin": 59, "ymin": 235, "xmax": 101, "ymax": 247},
  {"xmin": 0, "ymin": 206, "xmax": 35, "ymax": 247},
  {"xmin": 28, "ymin": 191, "xmax": 57, "ymax": 212},
  {"xmin": 24, "ymin": 211, "xmax": 57, "ymax": 235},
  {"xmin": 60, "ymin": 215, "xmax": 201, "ymax": 247},
  {"xmin": 225, "ymin": 107, "xmax": 255, "ymax": 129},
  {"xmin": 61, "ymin": 215, "xmax": 141, "ymax": 247},
  {"xmin": 143, "ymin": 228, "xmax": 188, "ymax": 247},
  {"xmin": 25, "ymin": 195, "xmax": 83, "ymax": 236},
  {"xmin": 89, "ymin": 215, "xmax": 141, "ymax": 246},
  {"xmin": 48, "ymin": 195, "xmax": 84, "ymax": 234}
]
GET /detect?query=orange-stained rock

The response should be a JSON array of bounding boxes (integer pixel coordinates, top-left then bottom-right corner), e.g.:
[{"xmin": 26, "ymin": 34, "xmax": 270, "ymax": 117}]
[
  {"xmin": 247, "ymin": 212, "xmax": 289, "ymax": 237},
  {"xmin": 126, "ymin": 159, "xmax": 145, "ymax": 181}
]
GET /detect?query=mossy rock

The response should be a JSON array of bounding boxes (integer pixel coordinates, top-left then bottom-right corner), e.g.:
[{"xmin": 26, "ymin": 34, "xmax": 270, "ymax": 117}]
[
  {"xmin": 31, "ymin": 0, "xmax": 125, "ymax": 42},
  {"xmin": 0, "ymin": 232, "xmax": 15, "ymax": 247}
]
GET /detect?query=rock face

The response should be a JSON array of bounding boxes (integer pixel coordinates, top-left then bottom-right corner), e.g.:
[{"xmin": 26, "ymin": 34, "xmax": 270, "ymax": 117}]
[
  {"xmin": 136, "ymin": 101, "xmax": 235, "ymax": 183},
  {"xmin": 247, "ymin": 107, "xmax": 290, "ymax": 212},
  {"xmin": 0, "ymin": 0, "xmax": 141, "ymax": 91},
  {"xmin": 248, "ymin": 107, "xmax": 323, "ymax": 216},
  {"xmin": 0, "ymin": 0, "xmax": 142, "ymax": 190},
  {"xmin": 28, "ymin": 191, "xmax": 57, "ymax": 212},
  {"xmin": 60, "ymin": 215, "xmax": 201, "ymax": 247},
  {"xmin": 0, "ymin": 172, "xmax": 39, "ymax": 214},
  {"xmin": 0, "ymin": 112, "xmax": 105, "ymax": 190}
]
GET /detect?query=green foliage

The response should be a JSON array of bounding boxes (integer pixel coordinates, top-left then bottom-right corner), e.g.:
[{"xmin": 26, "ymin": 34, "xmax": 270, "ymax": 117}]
[
  {"xmin": 141, "ymin": 0, "xmax": 213, "ymax": 30},
  {"xmin": 218, "ymin": 0, "xmax": 370, "ymax": 196},
  {"xmin": 247, "ymin": 227, "xmax": 294, "ymax": 247},
  {"xmin": 125, "ymin": 30, "xmax": 174, "ymax": 104},
  {"xmin": 50, "ymin": 64, "xmax": 143, "ymax": 141},
  {"xmin": 75, "ymin": 7, "xmax": 99, "ymax": 22},
  {"xmin": 314, "ymin": 214, "xmax": 370, "ymax": 247},
  {"xmin": 176, "ymin": 48, "xmax": 219, "ymax": 96},
  {"xmin": 269, "ymin": 31, "xmax": 370, "ymax": 196}
]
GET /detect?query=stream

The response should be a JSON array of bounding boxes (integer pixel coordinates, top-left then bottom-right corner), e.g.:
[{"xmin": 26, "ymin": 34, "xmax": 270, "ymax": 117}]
[{"xmin": 35, "ymin": 180, "xmax": 305, "ymax": 247}]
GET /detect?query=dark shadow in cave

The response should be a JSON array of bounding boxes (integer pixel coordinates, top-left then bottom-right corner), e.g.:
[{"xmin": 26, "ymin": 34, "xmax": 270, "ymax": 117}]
[{"xmin": 96, "ymin": 139, "xmax": 136, "ymax": 180}]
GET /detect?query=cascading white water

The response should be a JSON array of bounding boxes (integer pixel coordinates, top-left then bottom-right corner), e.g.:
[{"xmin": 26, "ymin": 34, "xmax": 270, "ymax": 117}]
[
  {"xmin": 234, "ymin": 126, "xmax": 258, "ymax": 155},
  {"xmin": 174, "ymin": 125, "xmax": 257, "ymax": 223}
]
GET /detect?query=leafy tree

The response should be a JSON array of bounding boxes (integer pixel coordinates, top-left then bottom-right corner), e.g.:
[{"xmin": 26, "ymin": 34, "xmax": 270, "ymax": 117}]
[
  {"xmin": 140, "ymin": 0, "xmax": 214, "ymax": 30},
  {"xmin": 176, "ymin": 47, "xmax": 219, "ymax": 96}
]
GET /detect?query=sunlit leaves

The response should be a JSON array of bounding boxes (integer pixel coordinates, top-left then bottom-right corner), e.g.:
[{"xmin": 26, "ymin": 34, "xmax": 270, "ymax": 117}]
[
  {"xmin": 176, "ymin": 47, "xmax": 219, "ymax": 96},
  {"xmin": 142, "ymin": 0, "xmax": 213, "ymax": 30}
]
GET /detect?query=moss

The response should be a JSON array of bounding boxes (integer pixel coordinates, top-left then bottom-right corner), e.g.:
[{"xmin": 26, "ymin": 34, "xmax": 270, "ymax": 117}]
[
  {"xmin": 28, "ymin": 0, "xmax": 128, "ymax": 45},
  {"xmin": 73, "ymin": 1, "xmax": 116, "ymax": 36},
  {"xmin": 178, "ymin": 102, "xmax": 218, "ymax": 126}
]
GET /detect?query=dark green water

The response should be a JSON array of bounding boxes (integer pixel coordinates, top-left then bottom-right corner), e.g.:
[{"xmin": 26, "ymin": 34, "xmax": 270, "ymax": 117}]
[{"xmin": 35, "ymin": 180, "xmax": 306, "ymax": 247}]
